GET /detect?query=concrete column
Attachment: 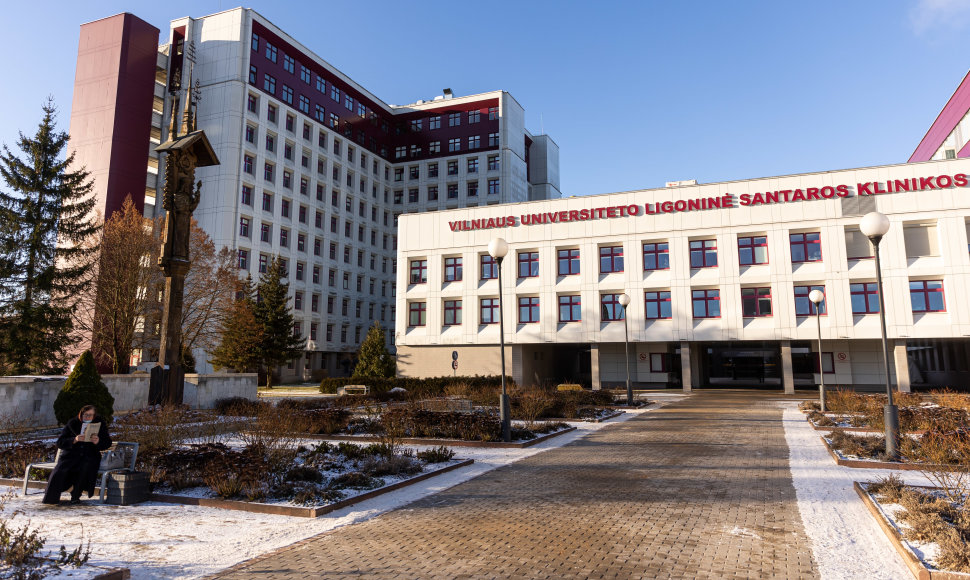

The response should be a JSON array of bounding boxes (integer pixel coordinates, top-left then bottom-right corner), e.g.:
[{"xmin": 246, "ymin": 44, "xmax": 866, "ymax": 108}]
[
  {"xmin": 679, "ymin": 341, "xmax": 692, "ymax": 392},
  {"xmin": 591, "ymin": 344, "xmax": 602, "ymax": 390},
  {"xmin": 781, "ymin": 341, "xmax": 794, "ymax": 394},
  {"xmin": 894, "ymin": 341, "xmax": 911, "ymax": 393}
]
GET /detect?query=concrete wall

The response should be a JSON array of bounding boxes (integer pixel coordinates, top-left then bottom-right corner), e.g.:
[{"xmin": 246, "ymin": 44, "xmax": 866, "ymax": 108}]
[{"xmin": 0, "ymin": 373, "xmax": 259, "ymax": 427}]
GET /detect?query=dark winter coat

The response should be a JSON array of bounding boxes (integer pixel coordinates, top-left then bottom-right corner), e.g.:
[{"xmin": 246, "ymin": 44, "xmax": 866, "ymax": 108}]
[{"xmin": 42, "ymin": 416, "xmax": 112, "ymax": 504}]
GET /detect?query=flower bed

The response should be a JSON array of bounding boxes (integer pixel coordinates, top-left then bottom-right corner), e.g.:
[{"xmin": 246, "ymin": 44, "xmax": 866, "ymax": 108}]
[
  {"xmin": 858, "ymin": 477, "xmax": 970, "ymax": 577},
  {"xmin": 822, "ymin": 426, "xmax": 970, "ymax": 472}
]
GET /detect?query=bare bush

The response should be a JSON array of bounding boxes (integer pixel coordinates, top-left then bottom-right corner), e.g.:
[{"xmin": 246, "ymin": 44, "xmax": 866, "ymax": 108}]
[{"xmin": 908, "ymin": 428, "xmax": 970, "ymax": 504}]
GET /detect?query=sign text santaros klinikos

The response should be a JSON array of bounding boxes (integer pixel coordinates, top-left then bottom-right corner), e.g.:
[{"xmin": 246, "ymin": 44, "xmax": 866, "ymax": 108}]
[{"xmin": 447, "ymin": 173, "xmax": 969, "ymax": 233}]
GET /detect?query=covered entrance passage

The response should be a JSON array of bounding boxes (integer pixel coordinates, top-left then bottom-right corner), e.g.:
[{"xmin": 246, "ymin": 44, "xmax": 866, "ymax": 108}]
[{"xmin": 698, "ymin": 341, "xmax": 783, "ymax": 389}]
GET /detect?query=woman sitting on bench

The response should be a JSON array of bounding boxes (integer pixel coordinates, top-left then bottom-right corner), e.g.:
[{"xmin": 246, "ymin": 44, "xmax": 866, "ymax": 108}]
[{"xmin": 43, "ymin": 405, "xmax": 112, "ymax": 505}]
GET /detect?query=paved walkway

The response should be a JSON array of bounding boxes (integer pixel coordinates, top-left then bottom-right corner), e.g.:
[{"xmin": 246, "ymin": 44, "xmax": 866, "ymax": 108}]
[{"xmin": 212, "ymin": 391, "xmax": 818, "ymax": 579}]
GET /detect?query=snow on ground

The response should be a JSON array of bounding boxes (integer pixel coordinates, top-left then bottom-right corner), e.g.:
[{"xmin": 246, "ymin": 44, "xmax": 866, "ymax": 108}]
[
  {"xmin": 782, "ymin": 403, "xmax": 928, "ymax": 580},
  {"xmin": 5, "ymin": 404, "xmax": 671, "ymax": 580}
]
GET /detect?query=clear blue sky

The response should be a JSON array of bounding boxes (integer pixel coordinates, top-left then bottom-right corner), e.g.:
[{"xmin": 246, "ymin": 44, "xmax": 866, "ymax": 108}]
[{"xmin": 3, "ymin": 1, "xmax": 968, "ymax": 196}]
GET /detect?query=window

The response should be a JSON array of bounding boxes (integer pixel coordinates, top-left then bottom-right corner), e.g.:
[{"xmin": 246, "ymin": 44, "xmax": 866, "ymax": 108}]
[
  {"xmin": 312, "ymin": 265, "xmax": 320, "ymax": 283},
  {"xmin": 447, "ymin": 161, "xmax": 458, "ymax": 176},
  {"xmin": 299, "ymin": 95, "xmax": 310, "ymax": 114},
  {"xmin": 558, "ymin": 295, "xmax": 582, "ymax": 323},
  {"xmin": 738, "ymin": 236, "xmax": 768, "ymax": 265},
  {"xmin": 244, "ymin": 155, "xmax": 254, "ymax": 174},
  {"xmin": 689, "ymin": 239, "xmax": 717, "ymax": 268},
  {"xmin": 428, "ymin": 185, "xmax": 438, "ymax": 201},
  {"xmin": 241, "ymin": 185, "xmax": 253, "ymax": 206},
  {"xmin": 301, "ymin": 65, "xmax": 311, "ymax": 84},
  {"xmin": 409, "ymin": 259, "xmax": 427, "ymax": 284},
  {"xmin": 429, "ymin": 141, "xmax": 440, "ymax": 154},
  {"xmin": 265, "ymin": 134, "xmax": 276, "ymax": 153},
  {"xmin": 794, "ymin": 285, "xmax": 827, "ymax": 316},
  {"xmin": 845, "ymin": 228, "xmax": 874, "ymax": 259},
  {"xmin": 468, "ymin": 110, "xmax": 480, "ymax": 124},
  {"xmin": 649, "ymin": 354, "xmax": 667, "ymax": 373},
  {"xmin": 316, "ymin": 76, "xmax": 326, "ymax": 93},
  {"xmin": 441, "ymin": 257, "xmax": 463, "ymax": 282},
  {"xmin": 447, "ymin": 184, "xmax": 459, "ymax": 199},
  {"xmin": 259, "ymin": 254, "xmax": 269, "ymax": 273},
  {"xmin": 429, "ymin": 115, "xmax": 441, "ymax": 130},
  {"xmin": 245, "ymin": 125, "xmax": 256, "ymax": 144},
  {"xmin": 467, "ymin": 158, "xmax": 479, "ymax": 173},
  {"xmin": 601, "ymin": 294, "xmax": 626, "ymax": 321},
  {"xmin": 480, "ymin": 298, "xmax": 500, "ymax": 324},
  {"xmin": 330, "ymin": 85, "xmax": 340, "ymax": 102},
  {"xmin": 488, "ymin": 178, "xmax": 500, "ymax": 195},
  {"xmin": 557, "ymin": 249, "xmax": 580, "ymax": 276},
  {"xmin": 282, "ymin": 54, "xmax": 294, "ymax": 74},
  {"xmin": 518, "ymin": 297, "xmax": 540, "ymax": 323},
  {"xmin": 344, "ymin": 94, "xmax": 354, "ymax": 110},
  {"xmin": 409, "ymin": 165, "xmax": 419, "ymax": 180},
  {"xmin": 692, "ymin": 289, "xmax": 721, "ymax": 318},
  {"xmin": 328, "ymin": 269, "xmax": 335, "ymax": 287},
  {"xmin": 265, "ymin": 43, "xmax": 277, "ymax": 63},
  {"xmin": 741, "ymin": 287, "xmax": 772, "ymax": 317},
  {"xmin": 281, "ymin": 198, "xmax": 291, "ymax": 218},
  {"xmin": 286, "ymin": 114, "xmax": 294, "ymax": 132},
  {"xmin": 910, "ymin": 280, "xmax": 945, "ymax": 312},
  {"xmin": 247, "ymin": 94, "xmax": 258, "ymax": 113},
  {"xmin": 263, "ymin": 74, "xmax": 276, "ymax": 94},
  {"xmin": 850, "ymin": 282, "xmax": 880, "ymax": 314},
  {"xmin": 645, "ymin": 291, "xmax": 672, "ymax": 320},
  {"xmin": 260, "ymin": 223, "xmax": 271, "ymax": 243},
  {"xmin": 904, "ymin": 223, "xmax": 940, "ymax": 257},
  {"xmin": 480, "ymin": 254, "xmax": 497, "ymax": 280},
  {"xmin": 467, "ymin": 181, "xmax": 478, "ymax": 197},
  {"xmin": 393, "ymin": 190, "xmax": 403, "ymax": 204},
  {"xmin": 251, "ymin": 33, "xmax": 260, "ymax": 51},
  {"xmin": 641, "ymin": 242, "xmax": 669, "ymax": 271},
  {"xmin": 264, "ymin": 163, "xmax": 274, "ymax": 182},
  {"xmin": 281, "ymin": 85, "xmax": 293, "ymax": 105},
  {"xmin": 448, "ymin": 112, "xmax": 461, "ymax": 127},
  {"xmin": 443, "ymin": 300, "xmax": 462, "ymax": 326},
  {"xmin": 294, "ymin": 291, "xmax": 303, "ymax": 310},
  {"xmin": 488, "ymin": 106, "xmax": 498, "ymax": 120},
  {"xmin": 448, "ymin": 138, "xmax": 461, "ymax": 152},
  {"xmin": 329, "ymin": 112, "xmax": 339, "ymax": 128},
  {"xmin": 408, "ymin": 302, "xmax": 427, "ymax": 327},
  {"xmin": 600, "ymin": 246, "xmax": 624, "ymax": 273},
  {"xmin": 790, "ymin": 232, "xmax": 822, "ymax": 263},
  {"xmin": 267, "ymin": 104, "xmax": 277, "ymax": 123},
  {"xmin": 262, "ymin": 192, "xmax": 273, "ymax": 212},
  {"xmin": 468, "ymin": 135, "xmax": 480, "ymax": 149},
  {"xmin": 297, "ymin": 233, "xmax": 306, "ymax": 252},
  {"xmin": 488, "ymin": 155, "xmax": 499, "ymax": 171},
  {"xmin": 238, "ymin": 249, "xmax": 249, "ymax": 270},
  {"xmin": 488, "ymin": 133, "xmax": 499, "ymax": 147},
  {"xmin": 408, "ymin": 189, "xmax": 419, "ymax": 203},
  {"xmin": 518, "ymin": 251, "xmax": 539, "ymax": 278},
  {"xmin": 239, "ymin": 217, "xmax": 251, "ymax": 238},
  {"xmin": 282, "ymin": 171, "xmax": 292, "ymax": 189},
  {"xmin": 279, "ymin": 228, "xmax": 289, "ymax": 248}
]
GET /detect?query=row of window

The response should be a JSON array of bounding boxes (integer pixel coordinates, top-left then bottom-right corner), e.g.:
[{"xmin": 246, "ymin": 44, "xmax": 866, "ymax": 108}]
[
  {"xmin": 405, "ymin": 280, "xmax": 947, "ymax": 327},
  {"xmin": 239, "ymin": 209, "xmax": 396, "ymax": 248},
  {"xmin": 393, "ymin": 156, "xmax": 500, "ymax": 181},
  {"xmin": 237, "ymin": 248, "xmax": 398, "ymax": 286},
  {"xmin": 392, "ymin": 134, "xmax": 499, "ymax": 159},
  {"xmin": 393, "ymin": 179, "xmax": 501, "ymax": 204}
]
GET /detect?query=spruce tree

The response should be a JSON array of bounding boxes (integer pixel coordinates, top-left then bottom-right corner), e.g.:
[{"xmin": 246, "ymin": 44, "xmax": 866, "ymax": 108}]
[
  {"xmin": 53, "ymin": 350, "xmax": 115, "ymax": 425},
  {"xmin": 254, "ymin": 258, "xmax": 305, "ymax": 388},
  {"xmin": 353, "ymin": 321, "xmax": 396, "ymax": 378},
  {"xmin": 210, "ymin": 275, "xmax": 264, "ymax": 373},
  {"xmin": 0, "ymin": 100, "xmax": 99, "ymax": 374}
]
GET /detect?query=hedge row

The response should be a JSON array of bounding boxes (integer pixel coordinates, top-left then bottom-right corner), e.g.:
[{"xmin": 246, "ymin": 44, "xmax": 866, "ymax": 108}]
[{"xmin": 319, "ymin": 375, "xmax": 515, "ymax": 396}]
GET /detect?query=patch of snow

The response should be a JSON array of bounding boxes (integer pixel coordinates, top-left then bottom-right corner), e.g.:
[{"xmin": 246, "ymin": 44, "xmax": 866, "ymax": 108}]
[
  {"xmin": 728, "ymin": 526, "xmax": 762, "ymax": 540},
  {"xmin": 783, "ymin": 403, "xmax": 927, "ymax": 580}
]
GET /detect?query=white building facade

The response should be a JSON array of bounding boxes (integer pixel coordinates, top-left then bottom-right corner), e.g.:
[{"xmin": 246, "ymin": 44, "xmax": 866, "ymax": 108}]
[{"xmin": 396, "ymin": 158, "xmax": 970, "ymax": 392}]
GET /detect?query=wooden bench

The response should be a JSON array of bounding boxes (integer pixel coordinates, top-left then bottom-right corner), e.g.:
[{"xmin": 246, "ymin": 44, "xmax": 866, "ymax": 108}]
[
  {"xmin": 23, "ymin": 441, "xmax": 139, "ymax": 503},
  {"xmin": 337, "ymin": 385, "xmax": 370, "ymax": 396}
]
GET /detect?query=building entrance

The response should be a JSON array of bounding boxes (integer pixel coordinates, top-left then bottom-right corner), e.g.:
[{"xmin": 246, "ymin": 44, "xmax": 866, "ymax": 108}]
[{"xmin": 699, "ymin": 341, "xmax": 782, "ymax": 388}]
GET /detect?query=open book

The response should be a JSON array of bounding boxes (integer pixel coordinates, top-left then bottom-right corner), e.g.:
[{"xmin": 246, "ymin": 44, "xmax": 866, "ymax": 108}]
[{"xmin": 79, "ymin": 422, "xmax": 101, "ymax": 443}]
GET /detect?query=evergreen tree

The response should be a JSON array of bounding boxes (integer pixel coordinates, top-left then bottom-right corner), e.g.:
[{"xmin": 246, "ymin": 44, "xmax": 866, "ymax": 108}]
[
  {"xmin": 210, "ymin": 275, "xmax": 264, "ymax": 373},
  {"xmin": 353, "ymin": 321, "xmax": 396, "ymax": 378},
  {"xmin": 254, "ymin": 258, "xmax": 305, "ymax": 388},
  {"xmin": 52, "ymin": 350, "xmax": 115, "ymax": 425},
  {"xmin": 0, "ymin": 100, "xmax": 100, "ymax": 374}
]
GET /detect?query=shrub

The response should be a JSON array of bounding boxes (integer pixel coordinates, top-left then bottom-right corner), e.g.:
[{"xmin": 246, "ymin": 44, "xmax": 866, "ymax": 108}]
[
  {"xmin": 931, "ymin": 389, "xmax": 970, "ymax": 411},
  {"xmin": 285, "ymin": 465, "xmax": 323, "ymax": 483},
  {"xmin": 320, "ymin": 375, "xmax": 514, "ymax": 397},
  {"xmin": 52, "ymin": 350, "xmax": 115, "ymax": 425},
  {"xmin": 867, "ymin": 473, "xmax": 905, "ymax": 503},
  {"xmin": 0, "ymin": 442, "xmax": 56, "ymax": 479},
  {"xmin": 826, "ymin": 388, "xmax": 868, "ymax": 415},
  {"xmin": 292, "ymin": 486, "xmax": 343, "ymax": 506},
  {"xmin": 807, "ymin": 410, "xmax": 835, "ymax": 427},
  {"xmin": 416, "ymin": 445, "xmax": 455, "ymax": 463},
  {"xmin": 360, "ymin": 455, "xmax": 422, "ymax": 477},
  {"xmin": 327, "ymin": 471, "xmax": 382, "ymax": 490},
  {"xmin": 937, "ymin": 527, "xmax": 970, "ymax": 573},
  {"xmin": 213, "ymin": 396, "xmax": 266, "ymax": 416}
]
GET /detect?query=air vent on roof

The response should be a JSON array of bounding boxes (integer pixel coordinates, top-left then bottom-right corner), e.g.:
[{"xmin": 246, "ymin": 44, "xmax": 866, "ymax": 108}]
[
  {"xmin": 841, "ymin": 194, "xmax": 876, "ymax": 217},
  {"xmin": 665, "ymin": 180, "xmax": 697, "ymax": 187}
]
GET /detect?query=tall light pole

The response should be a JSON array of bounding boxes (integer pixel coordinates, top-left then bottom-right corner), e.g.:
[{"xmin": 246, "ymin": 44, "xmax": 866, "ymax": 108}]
[
  {"xmin": 618, "ymin": 293, "xmax": 633, "ymax": 406},
  {"xmin": 860, "ymin": 211, "xmax": 900, "ymax": 461},
  {"xmin": 488, "ymin": 238, "xmax": 511, "ymax": 442},
  {"xmin": 809, "ymin": 289, "xmax": 826, "ymax": 413}
]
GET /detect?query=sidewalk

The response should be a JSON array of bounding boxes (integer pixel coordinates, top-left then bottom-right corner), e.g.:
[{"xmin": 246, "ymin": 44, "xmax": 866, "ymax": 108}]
[{"xmin": 213, "ymin": 391, "xmax": 818, "ymax": 579}]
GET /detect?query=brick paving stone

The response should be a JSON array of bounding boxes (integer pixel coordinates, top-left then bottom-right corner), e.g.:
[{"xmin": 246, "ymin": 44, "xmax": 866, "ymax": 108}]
[{"xmin": 210, "ymin": 391, "xmax": 818, "ymax": 579}]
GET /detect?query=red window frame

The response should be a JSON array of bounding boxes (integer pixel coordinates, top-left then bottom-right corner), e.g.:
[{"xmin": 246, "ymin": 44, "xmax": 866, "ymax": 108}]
[
  {"xmin": 599, "ymin": 246, "xmax": 624, "ymax": 273},
  {"xmin": 480, "ymin": 298, "xmax": 500, "ymax": 324},
  {"xmin": 794, "ymin": 285, "xmax": 826, "ymax": 316},
  {"xmin": 649, "ymin": 353, "xmax": 666, "ymax": 373},
  {"xmin": 850, "ymin": 283, "xmax": 880, "ymax": 314},
  {"xmin": 558, "ymin": 295, "xmax": 581, "ymax": 323},
  {"xmin": 443, "ymin": 300, "xmax": 462, "ymax": 325},
  {"xmin": 600, "ymin": 294, "xmax": 626, "ymax": 321},
  {"xmin": 692, "ymin": 289, "xmax": 720, "ymax": 318},
  {"xmin": 518, "ymin": 296, "xmax": 540, "ymax": 323},
  {"xmin": 689, "ymin": 239, "xmax": 718, "ymax": 268},
  {"xmin": 741, "ymin": 287, "xmax": 773, "ymax": 317},
  {"xmin": 480, "ymin": 255, "xmax": 497, "ymax": 280},
  {"xmin": 409, "ymin": 259, "xmax": 427, "ymax": 284},
  {"xmin": 910, "ymin": 280, "xmax": 945, "ymax": 313},
  {"xmin": 738, "ymin": 236, "xmax": 768, "ymax": 266},
  {"xmin": 812, "ymin": 352, "xmax": 836, "ymax": 374},
  {"xmin": 557, "ymin": 249, "xmax": 580, "ymax": 276},
  {"xmin": 790, "ymin": 232, "xmax": 822, "ymax": 263},
  {"xmin": 518, "ymin": 251, "xmax": 539, "ymax": 278},
  {"xmin": 642, "ymin": 242, "xmax": 669, "ymax": 271},
  {"xmin": 408, "ymin": 302, "xmax": 426, "ymax": 327},
  {"xmin": 644, "ymin": 291, "xmax": 672, "ymax": 320},
  {"xmin": 444, "ymin": 257, "xmax": 463, "ymax": 282}
]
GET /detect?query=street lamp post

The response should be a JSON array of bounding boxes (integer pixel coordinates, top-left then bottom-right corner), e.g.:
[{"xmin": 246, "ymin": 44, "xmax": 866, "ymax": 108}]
[
  {"xmin": 809, "ymin": 289, "xmax": 826, "ymax": 413},
  {"xmin": 488, "ymin": 238, "xmax": 511, "ymax": 442},
  {"xmin": 860, "ymin": 211, "xmax": 900, "ymax": 461},
  {"xmin": 618, "ymin": 293, "xmax": 633, "ymax": 406}
]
